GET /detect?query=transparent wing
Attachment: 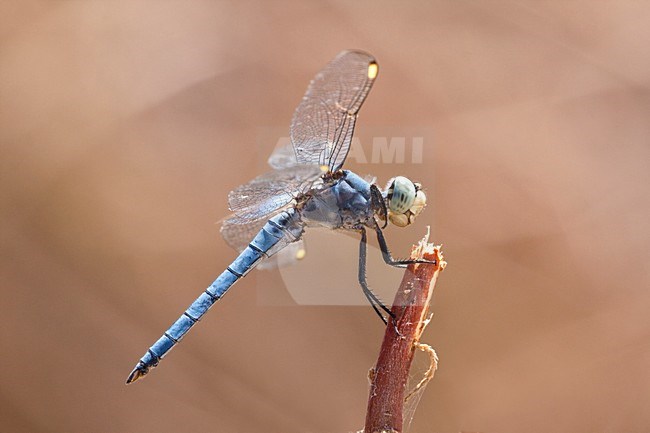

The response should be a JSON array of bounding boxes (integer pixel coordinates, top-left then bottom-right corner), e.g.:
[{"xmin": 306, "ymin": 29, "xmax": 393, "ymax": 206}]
[
  {"xmin": 268, "ymin": 142, "xmax": 299, "ymax": 170},
  {"xmin": 290, "ymin": 50, "xmax": 378, "ymax": 172},
  {"xmin": 264, "ymin": 239, "xmax": 305, "ymax": 269},
  {"xmin": 221, "ymin": 214, "xmax": 306, "ymax": 270},
  {"xmin": 227, "ymin": 165, "xmax": 322, "ymax": 221},
  {"xmin": 221, "ymin": 214, "xmax": 271, "ymax": 252}
]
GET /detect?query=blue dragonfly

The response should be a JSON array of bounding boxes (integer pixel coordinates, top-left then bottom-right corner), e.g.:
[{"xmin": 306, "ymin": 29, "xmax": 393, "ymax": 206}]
[{"xmin": 126, "ymin": 50, "xmax": 430, "ymax": 384}]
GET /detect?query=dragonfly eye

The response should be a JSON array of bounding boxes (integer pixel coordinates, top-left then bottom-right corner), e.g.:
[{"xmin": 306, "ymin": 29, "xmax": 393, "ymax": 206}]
[
  {"xmin": 388, "ymin": 176, "xmax": 416, "ymax": 214},
  {"xmin": 385, "ymin": 176, "xmax": 426, "ymax": 227}
]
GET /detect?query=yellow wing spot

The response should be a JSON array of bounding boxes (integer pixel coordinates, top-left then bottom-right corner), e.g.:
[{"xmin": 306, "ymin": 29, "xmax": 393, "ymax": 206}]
[
  {"xmin": 295, "ymin": 248, "xmax": 307, "ymax": 260},
  {"xmin": 367, "ymin": 62, "xmax": 378, "ymax": 80}
]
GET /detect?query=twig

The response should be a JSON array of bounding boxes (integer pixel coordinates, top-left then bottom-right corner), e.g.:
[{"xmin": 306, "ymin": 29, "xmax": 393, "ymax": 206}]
[{"xmin": 364, "ymin": 232, "xmax": 446, "ymax": 433}]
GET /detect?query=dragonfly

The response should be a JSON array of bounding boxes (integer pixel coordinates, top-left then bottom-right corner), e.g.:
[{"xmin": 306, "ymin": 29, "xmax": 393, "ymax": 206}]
[{"xmin": 126, "ymin": 50, "xmax": 430, "ymax": 384}]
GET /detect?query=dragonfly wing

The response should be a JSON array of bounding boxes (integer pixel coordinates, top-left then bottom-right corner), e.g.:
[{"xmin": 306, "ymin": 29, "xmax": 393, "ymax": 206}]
[
  {"xmin": 290, "ymin": 50, "xmax": 378, "ymax": 171},
  {"xmin": 221, "ymin": 214, "xmax": 270, "ymax": 252},
  {"xmin": 258, "ymin": 239, "xmax": 306, "ymax": 270},
  {"xmin": 227, "ymin": 165, "xmax": 322, "ymax": 221},
  {"xmin": 268, "ymin": 143, "xmax": 299, "ymax": 170},
  {"xmin": 221, "ymin": 214, "xmax": 306, "ymax": 270}
]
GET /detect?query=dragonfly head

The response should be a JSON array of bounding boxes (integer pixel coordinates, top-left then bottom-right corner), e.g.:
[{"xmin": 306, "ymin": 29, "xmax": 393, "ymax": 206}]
[{"xmin": 383, "ymin": 176, "xmax": 427, "ymax": 227}]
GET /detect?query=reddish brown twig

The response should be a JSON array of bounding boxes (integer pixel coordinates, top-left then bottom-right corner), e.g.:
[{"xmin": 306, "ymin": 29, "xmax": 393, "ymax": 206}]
[{"xmin": 364, "ymin": 235, "xmax": 445, "ymax": 433}]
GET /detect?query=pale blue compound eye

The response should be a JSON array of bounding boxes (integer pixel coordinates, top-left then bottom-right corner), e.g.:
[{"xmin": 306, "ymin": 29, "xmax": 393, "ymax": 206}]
[{"xmin": 389, "ymin": 176, "xmax": 416, "ymax": 214}]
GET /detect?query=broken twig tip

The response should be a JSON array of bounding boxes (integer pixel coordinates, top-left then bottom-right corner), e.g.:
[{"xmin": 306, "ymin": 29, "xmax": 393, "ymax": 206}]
[{"xmin": 410, "ymin": 230, "xmax": 446, "ymax": 271}]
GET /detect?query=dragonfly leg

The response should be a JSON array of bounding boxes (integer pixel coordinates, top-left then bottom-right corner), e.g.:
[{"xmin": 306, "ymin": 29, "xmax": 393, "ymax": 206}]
[
  {"xmin": 358, "ymin": 228, "xmax": 395, "ymax": 324},
  {"xmin": 369, "ymin": 184, "xmax": 388, "ymax": 229},
  {"xmin": 374, "ymin": 227, "xmax": 437, "ymax": 268}
]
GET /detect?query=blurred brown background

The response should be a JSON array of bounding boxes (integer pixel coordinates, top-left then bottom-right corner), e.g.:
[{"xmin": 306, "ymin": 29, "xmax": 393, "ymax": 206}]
[{"xmin": 2, "ymin": 1, "xmax": 649, "ymax": 432}]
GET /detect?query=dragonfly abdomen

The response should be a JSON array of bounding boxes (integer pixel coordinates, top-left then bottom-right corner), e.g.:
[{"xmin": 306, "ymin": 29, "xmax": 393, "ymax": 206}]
[{"xmin": 126, "ymin": 209, "xmax": 303, "ymax": 384}]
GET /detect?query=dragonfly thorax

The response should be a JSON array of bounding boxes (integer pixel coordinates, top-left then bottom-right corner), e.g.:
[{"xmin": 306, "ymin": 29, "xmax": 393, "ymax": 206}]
[{"xmin": 300, "ymin": 170, "xmax": 376, "ymax": 230}]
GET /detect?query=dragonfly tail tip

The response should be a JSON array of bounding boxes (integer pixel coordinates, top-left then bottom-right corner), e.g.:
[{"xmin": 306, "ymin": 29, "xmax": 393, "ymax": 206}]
[{"xmin": 125, "ymin": 364, "xmax": 148, "ymax": 385}]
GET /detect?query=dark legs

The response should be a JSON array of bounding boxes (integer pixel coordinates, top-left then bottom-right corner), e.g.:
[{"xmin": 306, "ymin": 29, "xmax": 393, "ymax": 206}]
[
  {"xmin": 357, "ymin": 226, "xmax": 436, "ymax": 325},
  {"xmin": 374, "ymin": 227, "xmax": 436, "ymax": 268},
  {"xmin": 358, "ymin": 228, "xmax": 393, "ymax": 324}
]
